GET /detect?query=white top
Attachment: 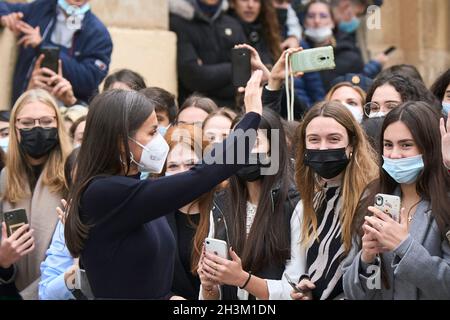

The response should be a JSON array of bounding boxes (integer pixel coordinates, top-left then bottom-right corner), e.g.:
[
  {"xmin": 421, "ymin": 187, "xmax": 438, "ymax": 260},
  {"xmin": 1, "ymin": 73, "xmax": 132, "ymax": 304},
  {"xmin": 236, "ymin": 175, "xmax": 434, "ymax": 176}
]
[
  {"xmin": 51, "ymin": 7, "xmax": 84, "ymax": 48},
  {"xmin": 245, "ymin": 202, "xmax": 257, "ymax": 236}
]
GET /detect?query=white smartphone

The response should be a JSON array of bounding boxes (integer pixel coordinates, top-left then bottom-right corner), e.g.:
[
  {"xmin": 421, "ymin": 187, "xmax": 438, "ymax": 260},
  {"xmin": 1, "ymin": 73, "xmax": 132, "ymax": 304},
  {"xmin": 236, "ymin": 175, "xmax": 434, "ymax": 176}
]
[
  {"xmin": 374, "ymin": 193, "xmax": 401, "ymax": 222},
  {"xmin": 204, "ymin": 237, "xmax": 229, "ymax": 259}
]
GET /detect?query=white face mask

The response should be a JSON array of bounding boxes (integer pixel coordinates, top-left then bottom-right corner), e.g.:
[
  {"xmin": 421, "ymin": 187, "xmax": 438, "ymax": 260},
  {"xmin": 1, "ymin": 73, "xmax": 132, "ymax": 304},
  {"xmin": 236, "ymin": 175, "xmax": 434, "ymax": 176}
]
[
  {"xmin": 368, "ymin": 111, "xmax": 387, "ymax": 118},
  {"xmin": 0, "ymin": 136, "xmax": 9, "ymax": 153},
  {"xmin": 343, "ymin": 102, "xmax": 363, "ymax": 124},
  {"xmin": 304, "ymin": 27, "xmax": 333, "ymax": 44},
  {"xmin": 129, "ymin": 133, "xmax": 169, "ymax": 174}
]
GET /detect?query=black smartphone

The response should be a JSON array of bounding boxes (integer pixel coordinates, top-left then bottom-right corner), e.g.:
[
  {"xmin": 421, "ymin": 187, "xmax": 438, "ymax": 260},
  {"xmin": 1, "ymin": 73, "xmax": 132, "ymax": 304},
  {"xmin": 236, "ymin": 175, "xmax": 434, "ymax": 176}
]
[
  {"xmin": 4, "ymin": 208, "xmax": 28, "ymax": 237},
  {"xmin": 383, "ymin": 46, "xmax": 397, "ymax": 55},
  {"xmin": 231, "ymin": 48, "xmax": 251, "ymax": 87},
  {"xmin": 39, "ymin": 46, "xmax": 60, "ymax": 74}
]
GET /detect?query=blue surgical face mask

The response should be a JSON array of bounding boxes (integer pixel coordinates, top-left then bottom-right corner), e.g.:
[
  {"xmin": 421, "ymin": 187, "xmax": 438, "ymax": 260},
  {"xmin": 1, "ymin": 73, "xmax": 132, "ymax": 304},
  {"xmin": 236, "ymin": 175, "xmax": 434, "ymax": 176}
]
[
  {"xmin": 0, "ymin": 136, "xmax": 9, "ymax": 153},
  {"xmin": 339, "ymin": 17, "xmax": 361, "ymax": 34},
  {"xmin": 58, "ymin": 0, "xmax": 91, "ymax": 16},
  {"xmin": 382, "ymin": 154, "xmax": 424, "ymax": 184},
  {"xmin": 157, "ymin": 125, "xmax": 168, "ymax": 137},
  {"xmin": 442, "ymin": 102, "xmax": 450, "ymax": 117}
]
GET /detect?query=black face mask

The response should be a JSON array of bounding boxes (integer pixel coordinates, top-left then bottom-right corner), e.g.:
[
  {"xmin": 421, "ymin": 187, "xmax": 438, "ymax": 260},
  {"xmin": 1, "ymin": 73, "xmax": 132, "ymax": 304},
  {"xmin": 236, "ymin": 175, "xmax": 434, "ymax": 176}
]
[
  {"xmin": 236, "ymin": 153, "xmax": 271, "ymax": 182},
  {"xmin": 19, "ymin": 127, "xmax": 59, "ymax": 159},
  {"xmin": 276, "ymin": 8, "xmax": 288, "ymax": 27},
  {"xmin": 303, "ymin": 148, "xmax": 349, "ymax": 179}
]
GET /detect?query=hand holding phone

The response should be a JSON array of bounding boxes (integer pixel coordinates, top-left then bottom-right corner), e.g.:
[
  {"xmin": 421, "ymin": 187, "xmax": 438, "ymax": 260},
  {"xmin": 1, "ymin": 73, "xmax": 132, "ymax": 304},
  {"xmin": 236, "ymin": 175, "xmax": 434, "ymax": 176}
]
[
  {"xmin": 39, "ymin": 46, "xmax": 60, "ymax": 74},
  {"xmin": 4, "ymin": 209, "xmax": 28, "ymax": 237},
  {"xmin": 284, "ymin": 274, "xmax": 304, "ymax": 294},
  {"xmin": 204, "ymin": 238, "xmax": 229, "ymax": 259}
]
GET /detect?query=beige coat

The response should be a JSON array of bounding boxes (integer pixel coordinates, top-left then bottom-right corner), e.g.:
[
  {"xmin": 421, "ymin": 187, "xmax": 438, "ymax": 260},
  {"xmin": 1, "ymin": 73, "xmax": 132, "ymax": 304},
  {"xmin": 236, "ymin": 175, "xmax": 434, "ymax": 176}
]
[{"xmin": 0, "ymin": 168, "xmax": 61, "ymax": 299}]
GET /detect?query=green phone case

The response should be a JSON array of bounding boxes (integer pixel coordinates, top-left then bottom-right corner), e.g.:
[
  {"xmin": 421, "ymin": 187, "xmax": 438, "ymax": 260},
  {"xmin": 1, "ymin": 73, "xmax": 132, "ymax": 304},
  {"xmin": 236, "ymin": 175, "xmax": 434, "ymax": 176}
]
[
  {"xmin": 290, "ymin": 46, "xmax": 336, "ymax": 73},
  {"xmin": 4, "ymin": 208, "xmax": 28, "ymax": 237}
]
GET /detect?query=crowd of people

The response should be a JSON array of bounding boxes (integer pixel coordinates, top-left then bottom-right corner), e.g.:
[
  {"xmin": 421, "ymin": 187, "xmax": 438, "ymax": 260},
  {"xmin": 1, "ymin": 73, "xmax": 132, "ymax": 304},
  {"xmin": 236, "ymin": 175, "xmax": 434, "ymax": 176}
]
[{"xmin": 0, "ymin": 0, "xmax": 449, "ymax": 301}]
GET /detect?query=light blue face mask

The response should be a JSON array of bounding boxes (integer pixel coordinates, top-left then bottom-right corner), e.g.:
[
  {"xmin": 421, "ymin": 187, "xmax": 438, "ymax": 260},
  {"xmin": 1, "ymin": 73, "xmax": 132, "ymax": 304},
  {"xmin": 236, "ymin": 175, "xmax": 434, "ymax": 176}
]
[
  {"xmin": 339, "ymin": 17, "xmax": 361, "ymax": 34},
  {"xmin": 0, "ymin": 137, "xmax": 9, "ymax": 153},
  {"xmin": 157, "ymin": 126, "xmax": 168, "ymax": 137},
  {"xmin": 382, "ymin": 154, "xmax": 424, "ymax": 184},
  {"xmin": 58, "ymin": 0, "xmax": 91, "ymax": 16},
  {"xmin": 442, "ymin": 102, "xmax": 450, "ymax": 117}
]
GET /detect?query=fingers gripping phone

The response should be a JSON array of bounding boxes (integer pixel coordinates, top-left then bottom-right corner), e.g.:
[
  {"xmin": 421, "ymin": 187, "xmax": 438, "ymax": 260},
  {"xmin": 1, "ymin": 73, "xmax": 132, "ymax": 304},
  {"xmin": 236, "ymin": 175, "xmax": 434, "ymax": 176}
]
[
  {"xmin": 290, "ymin": 46, "xmax": 336, "ymax": 73},
  {"xmin": 231, "ymin": 48, "xmax": 251, "ymax": 87},
  {"xmin": 374, "ymin": 194, "xmax": 401, "ymax": 222},
  {"xmin": 284, "ymin": 274, "xmax": 304, "ymax": 294},
  {"xmin": 204, "ymin": 237, "xmax": 229, "ymax": 259},
  {"xmin": 39, "ymin": 46, "xmax": 60, "ymax": 74},
  {"xmin": 3, "ymin": 208, "xmax": 28, "ymax": 237}
]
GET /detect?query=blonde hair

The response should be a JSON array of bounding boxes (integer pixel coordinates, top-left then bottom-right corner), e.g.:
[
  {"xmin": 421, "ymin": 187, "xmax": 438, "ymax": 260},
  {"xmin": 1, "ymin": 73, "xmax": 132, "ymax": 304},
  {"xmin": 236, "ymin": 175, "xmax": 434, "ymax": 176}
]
[
  {"xmin": 325, "ymin": 82, "xmax": 366, "ymax": 106},
  {"xmin": 4, "ymin": 89, "xmax": 72, "ymax": 203},
  {"xmin": 295, "ymin": 101, "xmax": 378, "ymax": 254},
  {"xmin": 60, "ymin": 105, "xmax": 89, "ymax": 123}
]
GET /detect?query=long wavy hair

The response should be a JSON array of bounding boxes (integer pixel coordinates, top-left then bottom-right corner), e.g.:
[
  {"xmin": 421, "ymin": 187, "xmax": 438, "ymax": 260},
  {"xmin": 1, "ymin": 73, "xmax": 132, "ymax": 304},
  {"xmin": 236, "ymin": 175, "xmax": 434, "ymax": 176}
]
[
  {"xmin": 161, "ymin": 124, "xmax": 215, "ymax": 275},
  {"xmin": 3, "ymin": 89, "xmax": 71, "ymax": 203},
  {"xmin": 295, "ymin": 101, "xmax": 378, "ymax": 254}
]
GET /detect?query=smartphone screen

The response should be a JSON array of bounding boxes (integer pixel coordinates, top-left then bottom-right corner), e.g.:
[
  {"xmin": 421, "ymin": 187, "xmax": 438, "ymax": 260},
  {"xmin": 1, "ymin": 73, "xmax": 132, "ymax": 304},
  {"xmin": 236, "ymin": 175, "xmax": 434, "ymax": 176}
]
[
  {"xmin": 4, "ymin": 209, "xmax": 28, "ymax": 237},
  {"xmin": 231, "ymin": 48, "xmax": 251, "ymax": 87},
  {"xmin": 284, "ymin": 274, "xmax": 303, "ymax": 293},
  {"xmin": 39, "ymin": 46, "xmax": 60, "ymax": 74}
]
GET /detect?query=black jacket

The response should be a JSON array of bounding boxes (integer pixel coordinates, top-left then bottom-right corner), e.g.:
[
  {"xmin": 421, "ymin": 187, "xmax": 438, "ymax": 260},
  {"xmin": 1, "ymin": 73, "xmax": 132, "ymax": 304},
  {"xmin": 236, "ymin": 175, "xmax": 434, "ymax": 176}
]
[
  {"xmin": 228, "ymin": 10, "xmax": 274, "ymax": 67},
  {"xmin": 169, "ymin": 0, "xmax": 247, "ymax": 108},
  {"xmin": 210, "ymin": 185, "xmax": 300, "ymax": 300}
]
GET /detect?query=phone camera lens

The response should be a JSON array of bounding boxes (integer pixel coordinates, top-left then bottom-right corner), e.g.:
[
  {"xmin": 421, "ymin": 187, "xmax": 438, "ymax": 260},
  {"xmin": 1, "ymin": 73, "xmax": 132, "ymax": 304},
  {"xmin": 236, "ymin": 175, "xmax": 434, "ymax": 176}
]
[
  {"xmin": 376, "ymin": 196, "xmax": 383, "ymax": 205},
  {"xmin": 206, "ymin": 241, "xmax": 210, "ymax": 244}
]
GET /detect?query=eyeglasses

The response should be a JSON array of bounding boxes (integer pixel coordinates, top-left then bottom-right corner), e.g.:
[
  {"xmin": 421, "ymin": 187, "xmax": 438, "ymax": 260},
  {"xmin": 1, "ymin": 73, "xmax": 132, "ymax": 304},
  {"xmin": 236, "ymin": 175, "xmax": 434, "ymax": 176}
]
[
  {"xmin": 306, "ymin": 12, "xmax": 331, "ymax": 20},
  {"xmin": 363, "ymin": 102, "xmax": 401, "ymax": 117},
  {"xmin": 16, "ymin": 116, "xmax": 57, "ymax": 130}
]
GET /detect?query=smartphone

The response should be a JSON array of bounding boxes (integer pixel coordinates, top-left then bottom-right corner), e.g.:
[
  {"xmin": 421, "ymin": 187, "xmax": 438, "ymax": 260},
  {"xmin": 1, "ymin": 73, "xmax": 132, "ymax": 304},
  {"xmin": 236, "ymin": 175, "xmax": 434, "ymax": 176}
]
[
  {"xmin": 39, "ymin": 46, "xmax": 60, "ymax": 74},
  {"xmin": 75, "ymin": 268, "xmax": 94, "ymax": 299},
  {"xmin": 204, "ymin": 237, "xmax": 228, "ymax": 259},
  {"xmin": 290, "ymin": 46, "xmax": 335, "ymax": 73},
  {"xmin": 284, "ymin": 274, "xmax": 304, "ymax": 294},
  {"xmin": 383, "ymin": 46, "xmax": 397, "ymax": 55},
  {"xmin": 231, "ymin": 48, "xmax": 251, "ymax": 87},
  {"xmin": 374, "ymin": 193, "xmax": 401, "ymax": 222},
  {"xmin": 3, "ymin": 208, "xmax": 28, "ymax": 237}
]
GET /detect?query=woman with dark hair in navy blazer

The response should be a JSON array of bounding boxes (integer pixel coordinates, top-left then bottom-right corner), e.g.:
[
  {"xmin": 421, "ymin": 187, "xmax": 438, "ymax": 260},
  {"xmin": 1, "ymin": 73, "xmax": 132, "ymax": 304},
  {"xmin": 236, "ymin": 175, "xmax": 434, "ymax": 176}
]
[{"xmin": 64, "ymin": 71, "xmax": 264, "ymax": 299}]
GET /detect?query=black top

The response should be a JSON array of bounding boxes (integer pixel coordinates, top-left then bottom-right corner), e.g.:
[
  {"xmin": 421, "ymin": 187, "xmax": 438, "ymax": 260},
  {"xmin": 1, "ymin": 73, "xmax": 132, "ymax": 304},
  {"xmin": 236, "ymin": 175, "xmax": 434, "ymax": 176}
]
[
  {"xmin": 306, "ymin": 185, "xmax": 344, "ymax": 300},
  {"xmin": 175, "ymin": 211, "xmax": 200, "ymax": 297},
  {"xmin": 79, "ymin": 112, "xmax": 260, "ymax": 299}
]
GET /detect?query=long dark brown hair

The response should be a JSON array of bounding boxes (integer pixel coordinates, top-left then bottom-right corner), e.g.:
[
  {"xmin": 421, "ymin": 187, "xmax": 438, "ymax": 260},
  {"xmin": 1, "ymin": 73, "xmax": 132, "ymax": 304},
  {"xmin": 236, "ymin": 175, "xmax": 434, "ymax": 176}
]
[
  {"xmin": 64, "ymin": 90, "xmax": 156, "ymax": 256},
  {"xmin": 353, "ymin": 101, "xmax": 450, "ymax": 239},
  {"xmin": 228, "ymin": 109, "xmax": 293, "ymax": 273},
  {"xmin": 259, "ymin": 0, "xmax": 282, "ymax": 62}
]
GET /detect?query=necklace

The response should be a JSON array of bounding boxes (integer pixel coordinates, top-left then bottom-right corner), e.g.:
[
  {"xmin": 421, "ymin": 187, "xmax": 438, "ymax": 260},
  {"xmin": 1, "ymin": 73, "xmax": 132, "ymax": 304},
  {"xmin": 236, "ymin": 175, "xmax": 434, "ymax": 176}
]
[{"xmin": 406, "ymin": 200, "xmax": 421, "ymax": 224}]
